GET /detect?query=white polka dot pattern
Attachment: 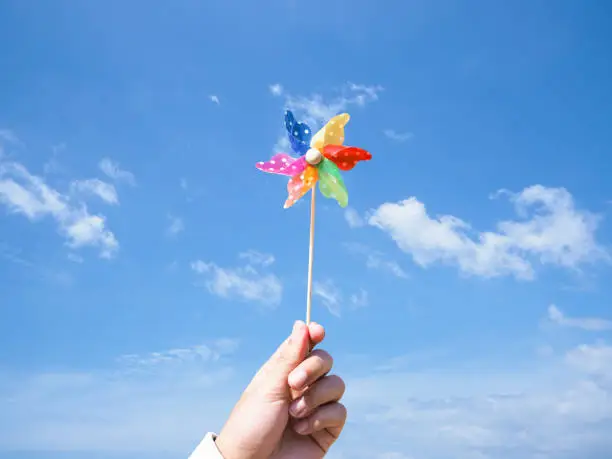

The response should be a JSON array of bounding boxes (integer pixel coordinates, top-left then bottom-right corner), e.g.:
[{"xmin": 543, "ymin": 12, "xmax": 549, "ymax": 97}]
[
  {"xmin": 321, "ymin": 145, "xmax": 372, "ymax": 171},
  {"xmin": 310, "ymin": 113, "xmax": 350, "ymax": 150},
  {"xmin": 318, "ymin": 158, "xmax": 348, "ymax": 207},
  {"xmin": 256, "ymin": 153, "xmax": 307, "ymax": 177},
  {"xmin": 284, "ymin": 164, "xmax": 318, "ymax": 209}
]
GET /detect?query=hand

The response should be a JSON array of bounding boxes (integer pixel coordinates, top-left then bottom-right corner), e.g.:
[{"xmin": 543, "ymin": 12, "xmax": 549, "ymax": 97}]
[{"xmin": 215, "ymin": 320, "xmax": 347, "ymax": 459}]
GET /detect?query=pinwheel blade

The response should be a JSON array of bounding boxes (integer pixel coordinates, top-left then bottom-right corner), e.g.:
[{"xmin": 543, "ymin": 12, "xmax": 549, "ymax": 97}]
[
  {"xmin": 322, "ymin": 145, "xmax": 372, "ymax": 171},
  {"xmin": 318, "ymin": 158, "xmax": 348, "ymax": 208},
  {"xmin": 285, "ymin": 110, "xmax": 312, "ymax": 156},
  {"xmin": 256, "ymin": 153, "xmax": 307, "ymax": 176},
  {"xmin": 310, "ymin": 113, "xmax": 350, "ymax": 150},
  {"xmin": 284, "ymin": 164, "xmax": 318, "ymax": 209}
]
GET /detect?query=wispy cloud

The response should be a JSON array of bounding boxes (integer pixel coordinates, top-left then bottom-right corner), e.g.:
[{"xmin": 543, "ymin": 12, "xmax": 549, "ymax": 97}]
[
  {"xmin": 191, "ymin": 254, "xmax": 282, "ymax": 307},
  {"xmin": 178, "ymin": 177, "xmax": 204, "ymax": 202},
  {"xmin": 166, "ymin": 215, "xmax": 184, "ymax": 237},
  {"xmin": 548, "ymin": 304, "xmax": 612, "ymax": 331},
  {"xmin": 71, "ymin": 178, "xmax": 118, "ymax": 205},
  {"xmin": 283, "ymin": 82, "xmax": 383, "ymax": 127},
  {"xmin": 344, "ymin": 242, "xmax": 409, "ymax": 279},
  {"xmin": 340, "ymin": 342, "xmax": 612, "ymax": 459},
  {"xmin": 270, "ymin": 82, "xmax": 383, "ymax": 152},
  {"xmin": 0, "ymin": 129, "xmax": 22, "ymax": 148},
  {"xmin": 117, "ymin": 339, "xmax": 239, "ymax": 369},
  {"xmin": 0, "ymin": 339, "xmax": 240, "ymax": 453},
  {"xmin": 350, "ymin": 289, "xmax": 369, "ymax": 308},
  {"xmin": 67, "ymin": 253, "xmax": 84, "ymax": 264},
  {"xmin": 3, "ymin": 339, "xmax": 611, "ymax": 458},
  {"xmin": 369, "ymin": 185, "xmax": 609, "ymax": 280},
  {"xmin": 383, "ymin": 129, "xmax": 413, "ymax": 142},
  {"xmin": 239, "ymin": 250, "xmax": 275, "ymax": 267},
  {"xmin": 210, "ymin": 95, "xmax": 220, "ymax": 105},
  {"xmin": 269, "ymin": 83, "xmax": 283, "ymax": 96},
  {"xmin": 0, "ymin": 160, "xmax": 119, "ymax": 258},
  {"xmin": 344, "ymin": 207, "xmax": 366, "ymax": 228},
  {"xmin": 313, "ymin": 279, "xmax": 343, "ymax": 317},
  {"xmin": 98, "ymin": 157, "xmax": 136, "ymax": 186}
]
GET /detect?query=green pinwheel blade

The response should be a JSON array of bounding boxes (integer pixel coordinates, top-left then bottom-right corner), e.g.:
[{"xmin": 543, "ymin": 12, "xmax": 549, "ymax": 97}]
[{"xmin": 318, "ymin": 158, "xmax": 348, "ymax": 207}]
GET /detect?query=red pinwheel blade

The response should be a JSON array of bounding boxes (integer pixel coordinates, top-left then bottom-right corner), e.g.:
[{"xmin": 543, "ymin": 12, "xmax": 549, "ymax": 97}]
[{"xmin": 322, "ymin": 145, "xmax": 372, "ymax": 171}]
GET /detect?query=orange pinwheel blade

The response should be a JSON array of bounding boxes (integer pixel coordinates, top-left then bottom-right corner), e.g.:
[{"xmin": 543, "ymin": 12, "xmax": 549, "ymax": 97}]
[
  {"xmin": 322, "ymin": 145, "xmax": 372, "ymax": 171},
  {"xmin": 284, "ymin": 164, "xmax": 318, "ymax": 209}
]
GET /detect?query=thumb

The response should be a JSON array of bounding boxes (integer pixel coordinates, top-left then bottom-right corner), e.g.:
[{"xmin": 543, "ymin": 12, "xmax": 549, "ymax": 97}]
[{"xmin": 260, "ymin": 320, "xmax": 310, "ymax": 387}]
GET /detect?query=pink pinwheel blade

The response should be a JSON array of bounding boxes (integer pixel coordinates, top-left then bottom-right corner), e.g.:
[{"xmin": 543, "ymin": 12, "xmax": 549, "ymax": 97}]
[{"xmin": 255, "ymin": 154, "xmax": 307, "ymax": 176}]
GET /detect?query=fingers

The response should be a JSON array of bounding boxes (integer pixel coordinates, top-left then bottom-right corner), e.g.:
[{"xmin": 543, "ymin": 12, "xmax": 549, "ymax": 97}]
[
  {"xmin": 265, "ymin": 321, "xmax": 310, "ymax": 375},
  {"xmin": 308, "ymin": 322, "xmax": 325, "ymax": 346},
  {"xmin": 292, "ymin": 402, "xmax": 347, "ymax": 436},
  {"xmin": 288, "ymin": 349, "xmax": 333, "ymax": 391},
  {"xmin": 289, "ymin": 374, "xmax": 345, "ymax": 418}
]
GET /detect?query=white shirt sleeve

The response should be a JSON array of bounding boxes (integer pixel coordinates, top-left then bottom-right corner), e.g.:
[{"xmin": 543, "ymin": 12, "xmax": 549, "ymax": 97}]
[{"xmin": 188, "ymin": 432, "xmax": 224, "ymax": 459}]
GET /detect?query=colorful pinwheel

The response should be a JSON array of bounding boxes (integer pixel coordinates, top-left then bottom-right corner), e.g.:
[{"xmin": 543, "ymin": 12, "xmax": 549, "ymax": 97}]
[{"xmin": 256, "ymin": 110, "xmax": 372, "ymax": 208}]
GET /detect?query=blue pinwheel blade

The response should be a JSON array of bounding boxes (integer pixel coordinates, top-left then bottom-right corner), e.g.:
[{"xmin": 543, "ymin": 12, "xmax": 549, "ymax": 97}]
[{"xmin": 284, "ymin": 110, "xmax": 312, "ymax": 156}]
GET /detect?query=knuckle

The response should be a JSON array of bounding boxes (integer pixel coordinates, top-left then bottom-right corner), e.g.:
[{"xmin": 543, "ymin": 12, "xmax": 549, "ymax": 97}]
[
  {"xmin": 311, "ymin": 349, "xmax": 333, "ymax": 368},
  {"xmin": 301, "ymin": 392, "xmax": 313, "ymax": 412},
  {"xmin": 328, "ymin": 374, "xmax": 346, "ymax": 397}
]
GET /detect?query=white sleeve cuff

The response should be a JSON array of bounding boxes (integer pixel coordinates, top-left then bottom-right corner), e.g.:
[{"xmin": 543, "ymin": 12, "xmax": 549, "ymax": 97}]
[{"xmin": 188, "ymin": 432, "xmax": 224, "ymax": 459}]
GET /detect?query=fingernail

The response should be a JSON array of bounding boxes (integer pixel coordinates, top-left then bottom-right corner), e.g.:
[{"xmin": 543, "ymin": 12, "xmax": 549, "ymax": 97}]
[
  {"xmin": 288, "ymin": 368, "xmax": 308, "ymax": 389},
  {"xmin": 294, "ymin": 420, "xmax": 309, "ymax": 435},
  {"xmin": 289, "ymin": 397, "xmax": 307, "ymax": 417}
]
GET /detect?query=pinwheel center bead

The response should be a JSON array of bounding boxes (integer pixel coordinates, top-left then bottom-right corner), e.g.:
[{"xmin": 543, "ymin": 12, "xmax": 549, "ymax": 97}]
[{"xmin": 305, "ymin": 148, "xmax": 323, "ymax": 165}]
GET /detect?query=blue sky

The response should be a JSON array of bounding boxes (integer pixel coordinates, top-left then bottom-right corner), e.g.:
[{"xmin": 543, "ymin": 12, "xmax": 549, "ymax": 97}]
[{"xmin": 1, "ymin": 1, "xmax": 612, "ymax": 458}]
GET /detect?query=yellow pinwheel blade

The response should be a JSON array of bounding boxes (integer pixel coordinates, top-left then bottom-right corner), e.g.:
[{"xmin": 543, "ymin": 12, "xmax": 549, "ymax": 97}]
[{"xmin": 310, "ymin": 113, "xmax": 350, "ymax": 150}]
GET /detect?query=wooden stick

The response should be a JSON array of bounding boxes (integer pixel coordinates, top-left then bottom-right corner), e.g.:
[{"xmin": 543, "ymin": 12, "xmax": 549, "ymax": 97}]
[{"xmin": 306, "ymin": 188, "xmax": 316, "ymax": 325}]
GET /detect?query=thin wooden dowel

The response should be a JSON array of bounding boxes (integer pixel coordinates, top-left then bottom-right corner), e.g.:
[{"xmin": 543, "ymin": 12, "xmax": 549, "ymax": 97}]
[{"xmin": 306, "ymin": 188, "xmax": 316, "ymax": 325}]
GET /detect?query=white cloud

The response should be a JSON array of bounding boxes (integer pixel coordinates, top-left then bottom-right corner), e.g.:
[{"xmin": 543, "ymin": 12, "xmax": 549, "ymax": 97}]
[
  {"xmin": 344, "ymin": 242, "xmax": 409, "ymax": 279},
  {"xmin": 191, "ymin": 257, "xmax": 282, "ymax": 307},
  {"xmin": 274, "ymin": 82, "xmax": 382, "ymax": 129},
  {"xmin": 369, "ymin": 185, "xmax": 609, "ymax": 280},
  {"xmin": 344, "ymin": 207, "xmax": 365, "ymax": 228},
  {"xmin": 0, "ymin": 339, "xmax": 241, "ymax": 453},
  {"xmin": 239, "ymin": 250, "xmax": 275, "ymax": 267},
  {"xmin": 117, "ymin": 339, "xmax": 239, "ymax": 368},
  {"xmin": 0, "ymin": 129, "xmax": 22, "ymax": 150},
  {"xmin": 0, "ymin": 161, "xmax": 119, "ymax": 258},
  {"xmin": 63, "ymin": 213, "xmax": 118, "ymax": 259},
  {"xmin": 71, "ymin": 178, "xmax": 118, "ymax": 205},
  {"xmin": 339, "ymin": 342, "xmax": 612, "ymax": 459},
  {"xmin": 269, "ymin": 83, "xmax": 382, "ymax": 154},
  {"xmin": 269, "ymin": 83, "xmax": 283, "ymax": 96},
  {"xmin": 3, "ymin": 339, "xmax": 611, "ymax": 459},
  {"xmin": 210, "ymin": 95, "xmax": 220, "ymax": 105},
  {"xmin": 67, "ymin": 253, "xmax": 84, "ymax": 264},
  {"xmin": 98, "ymin": 157, "xmax": 136, "ymax": 186},
  {"xmin": 548, "ymin": 305, "xmax": 612, "ymax": 331},
  {"xmin": 313, "ymin": 280, "xmax": 343, "ymax": 317},
  {"xmin": 566, "ymin": 343, "xmax": 612, "ymax": 379},
  {"xmin": 166, "ymin": 215, "xmax": 184, "ymax": 237},
  {"xmin": 272, "ymin": 134, "xmax": 291, "ymax": 154},
  {"xmin": 383, "ymin": 129, "xmax": 414, "ymax": 142},
  {"xmin": 350, "ymin": 289, "xmax": 369, "ymax": 309}
]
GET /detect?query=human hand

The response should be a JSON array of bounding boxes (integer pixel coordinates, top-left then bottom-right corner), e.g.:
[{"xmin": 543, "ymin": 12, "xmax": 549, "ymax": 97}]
[{"xmin": 215, "ymin": 320, "xmax": 346, "ymax": 459}]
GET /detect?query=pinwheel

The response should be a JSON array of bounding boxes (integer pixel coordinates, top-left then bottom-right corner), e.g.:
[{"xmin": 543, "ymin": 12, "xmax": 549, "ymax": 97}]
[
  {"xmin": 256, "ymin": 110, "xmax": 372, "ymax": 208},
  {"xmin": 255, "ymin": 110, "xmax": 372, "ymax": 323}
]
